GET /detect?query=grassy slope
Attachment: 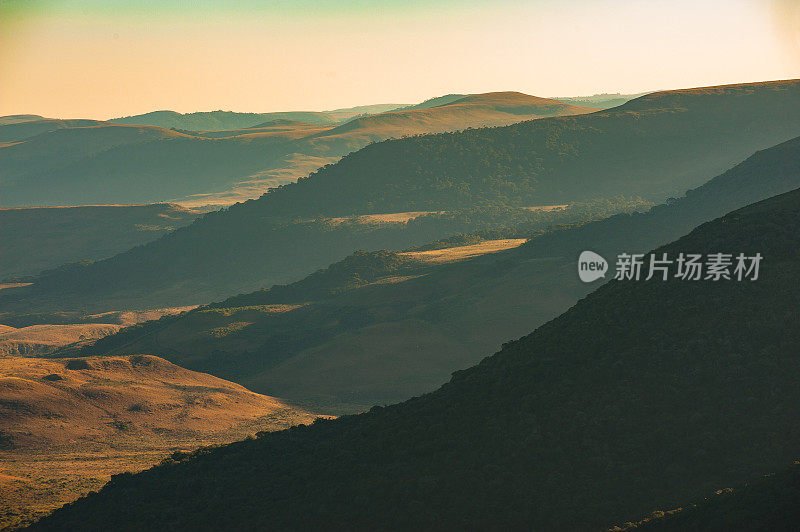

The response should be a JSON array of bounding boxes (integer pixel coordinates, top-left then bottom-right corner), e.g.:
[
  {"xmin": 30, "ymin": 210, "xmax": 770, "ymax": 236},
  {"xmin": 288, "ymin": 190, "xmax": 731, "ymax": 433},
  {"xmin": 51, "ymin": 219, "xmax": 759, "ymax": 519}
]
[
  {"xmin": 0, "ymin": 354, "xmax": 321, "ymax": 530},
  {"xmin": 5, "ymin": 79, "xmax": 799, "ymax": 313},
  {"xmin": 30, "ymin": 184, "xmax": 800, "ymax": 531},
  {"xmin": 0, "ymin": 203, "xmax": 203, "ymax": 278},
  {"xmin": 80, "ymin": 136, "xmax": 800, "ymax": 412}
]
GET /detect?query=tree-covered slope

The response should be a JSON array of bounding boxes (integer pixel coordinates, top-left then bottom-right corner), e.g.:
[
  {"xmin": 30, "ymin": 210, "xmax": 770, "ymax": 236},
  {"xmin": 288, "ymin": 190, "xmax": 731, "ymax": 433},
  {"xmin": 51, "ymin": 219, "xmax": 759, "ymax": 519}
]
[{"xmin": 31, "ymin": 185, "xmax": 800, "ymax": 531}]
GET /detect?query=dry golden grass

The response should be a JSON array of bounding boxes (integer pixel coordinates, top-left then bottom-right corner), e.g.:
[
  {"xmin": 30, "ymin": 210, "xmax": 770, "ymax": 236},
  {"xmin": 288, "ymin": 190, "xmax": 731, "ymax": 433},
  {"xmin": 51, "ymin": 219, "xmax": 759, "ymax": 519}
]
[
  {"xmin": 0, "ymin": 284, "xmax": 32, "ymax": 291},
  {"xmin": 0, "ymin": 355, "xmax": 323, "ymax": 529},
  {"xmin": 84, "ymin": 305, "xmax": 198, "ymax": 326},
  {"xmin": 399, "ymin": 239, "xmax": 528, "ymax": 264},
  {"xmin": 0, "ymin": 324, "xmax": 122, "ymax": 356},
  {"xmin": 522, "ymin": 204, "xmax": 569, "ymax": 212}
]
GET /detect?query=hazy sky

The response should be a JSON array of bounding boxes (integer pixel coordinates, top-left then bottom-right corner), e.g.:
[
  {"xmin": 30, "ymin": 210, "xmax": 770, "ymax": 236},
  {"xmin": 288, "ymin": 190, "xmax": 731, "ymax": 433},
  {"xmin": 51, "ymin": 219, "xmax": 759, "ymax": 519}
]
[{"xmin": 1, "ymin": 0, "xmax": 799, "ymax": 119}]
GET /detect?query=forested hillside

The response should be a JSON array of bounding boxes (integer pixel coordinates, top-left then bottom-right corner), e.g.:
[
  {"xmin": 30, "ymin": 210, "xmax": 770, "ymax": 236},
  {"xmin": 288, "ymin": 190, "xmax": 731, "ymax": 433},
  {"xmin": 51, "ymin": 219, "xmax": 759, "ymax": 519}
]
[{"xmin": 32, "ymin": 185, "xmax": 800, "ymax": 531}]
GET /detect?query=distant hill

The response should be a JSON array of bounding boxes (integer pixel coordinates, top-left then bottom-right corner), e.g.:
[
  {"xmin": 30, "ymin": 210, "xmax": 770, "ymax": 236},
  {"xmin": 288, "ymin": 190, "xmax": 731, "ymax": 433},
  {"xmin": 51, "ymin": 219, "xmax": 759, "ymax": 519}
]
[
  {"xmin": 0, "ymin": 92, "xmax": 586, "ymax": 207},
  {"xmin": 263, "ymin": 79, "xmax": 800, "ymax": 216},
  {"xmin": 313, "ymin": 92, "xmax": 596, "ymax": 139},
  {"xmin": 0, "ymin": 203, "xmax": 203, "ymax": 278},
  {"xmin": 0, "ymin": 354, "xmax": 321, "ymax": 530},
  {"xmin": 553, "ymin": 92, "xmax": 648, "ymax": 108},
  {"xmin": 78, "ymin": 135, "xmax": 800, "ymax": 412},
  {"xmin": 30, "ymin": 184, "xmax": 800, "ymax": 530},
  {"xmin": 395, "ymin": 94, "xmax": 467, "ymax": 111},
  {"xmin": 108, "ymin": 103, "xmax": 407, "ymax": 130},
  {"xmin": 0, "ymin": 115, "xmax": 46, "ymax": 126}
]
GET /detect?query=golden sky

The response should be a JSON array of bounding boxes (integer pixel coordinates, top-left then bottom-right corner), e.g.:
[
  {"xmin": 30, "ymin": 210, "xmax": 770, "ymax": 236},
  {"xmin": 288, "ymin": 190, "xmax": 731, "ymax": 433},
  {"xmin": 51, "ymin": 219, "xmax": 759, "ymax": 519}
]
[{"xmin": 1, "ymin": 0, "xmax": 798, "ymax": 119}]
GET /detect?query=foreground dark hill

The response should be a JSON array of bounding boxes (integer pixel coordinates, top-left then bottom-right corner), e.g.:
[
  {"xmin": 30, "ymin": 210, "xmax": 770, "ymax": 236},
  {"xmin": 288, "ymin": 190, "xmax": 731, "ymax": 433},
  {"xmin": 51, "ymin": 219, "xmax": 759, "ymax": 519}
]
[
  {"xmin": 32, "ymin": 187, "xmax": 800, "ymax": 531},
  {"xmin": 0, "ymin": 203, "xmax": 203, "ymax": 278},
  {"xmin": 78, "ymin": 135, "xmax": 800, "ymax": 412},
  {"xmin": 5, "ymin": 79, "xmax": 800, "ymax": 312}
]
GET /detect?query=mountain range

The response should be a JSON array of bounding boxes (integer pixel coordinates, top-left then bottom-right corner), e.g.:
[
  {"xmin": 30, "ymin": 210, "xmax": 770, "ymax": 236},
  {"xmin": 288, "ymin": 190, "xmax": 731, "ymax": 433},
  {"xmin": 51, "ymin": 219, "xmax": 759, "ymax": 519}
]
[
  {"xmin": 0, "ymin": 93, "xmax": 594, "ymax": 208},
  {"xmin": 4, "ymin": 79, "xmax": 800, "ymax": 318}
]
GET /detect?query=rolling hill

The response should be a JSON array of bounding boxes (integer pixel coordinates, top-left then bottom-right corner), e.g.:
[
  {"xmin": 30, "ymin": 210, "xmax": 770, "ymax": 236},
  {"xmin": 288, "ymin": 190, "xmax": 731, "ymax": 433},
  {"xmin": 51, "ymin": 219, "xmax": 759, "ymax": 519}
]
[
  {"xmin": 554, "ymin": 92, "xmax": 647, "ymax": 108},
  {"xmin": 108, "ymin": 103, "xmax": 407, "ymax": 130},
  {"xmin": 0, "ymin": 203, "xmax": 203, "ymax": 278},
  {"xmin": 310, "ymin": 92, "xmax": 597, "ymax": 139},
  {"xmin": 4, "ymin": 79, "xmax": 800, "ymax": 316},
  {"xmin": 77, "ymin": 134, "xmax": 800, "ymax": 412},
  {"xmin": 0, "ymin": 354, "xmax": 321, "ymax": 530},
  {"xmin": 626, "ymin": 462, "xmax": 800, "ymax": 531},
  {"xmin": 0, "ymin": 92, "xmax": 586, "ymax": 207},
  {"xmin": 29, "ymin": 182, "xmax": 800, "ymax": 531}
]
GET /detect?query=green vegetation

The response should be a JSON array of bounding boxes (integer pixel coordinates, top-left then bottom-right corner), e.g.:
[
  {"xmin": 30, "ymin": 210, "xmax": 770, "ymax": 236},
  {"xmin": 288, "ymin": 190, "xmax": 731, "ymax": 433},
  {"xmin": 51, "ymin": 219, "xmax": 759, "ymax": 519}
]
[{"xmin": 31, "ymin": 184, "xmax": 800, "ymax": 531}]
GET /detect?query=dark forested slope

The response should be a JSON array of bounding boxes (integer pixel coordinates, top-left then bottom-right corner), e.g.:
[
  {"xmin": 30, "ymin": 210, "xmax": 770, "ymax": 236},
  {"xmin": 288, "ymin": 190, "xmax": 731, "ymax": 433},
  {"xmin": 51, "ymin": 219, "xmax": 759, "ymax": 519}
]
[{"xmin": 32, "ymin": 186, "xmax": 800, "ymax": 531}]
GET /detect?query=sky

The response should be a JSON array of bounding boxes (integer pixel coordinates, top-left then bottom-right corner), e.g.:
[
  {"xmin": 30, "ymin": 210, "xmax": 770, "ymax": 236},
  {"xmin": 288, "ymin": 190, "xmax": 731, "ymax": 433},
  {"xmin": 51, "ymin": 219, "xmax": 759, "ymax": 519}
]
[{"xmin": 1, "ymin": 0, "xmax": 799, "ymax": 119}]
